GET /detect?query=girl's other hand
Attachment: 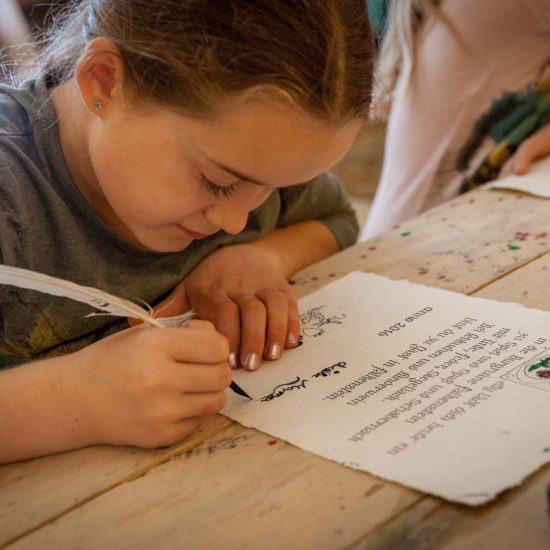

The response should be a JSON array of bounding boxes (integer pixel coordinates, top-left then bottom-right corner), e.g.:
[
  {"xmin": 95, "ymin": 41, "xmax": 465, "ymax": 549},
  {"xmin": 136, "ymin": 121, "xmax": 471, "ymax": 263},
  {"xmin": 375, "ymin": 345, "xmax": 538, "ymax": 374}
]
[
  {"xmin": 143, "ymin": 243, "xmax": 300, "ymax": 372},
  {"xmin": 500, "ymin": 123, "xmax": 550, "ymax": 177}
]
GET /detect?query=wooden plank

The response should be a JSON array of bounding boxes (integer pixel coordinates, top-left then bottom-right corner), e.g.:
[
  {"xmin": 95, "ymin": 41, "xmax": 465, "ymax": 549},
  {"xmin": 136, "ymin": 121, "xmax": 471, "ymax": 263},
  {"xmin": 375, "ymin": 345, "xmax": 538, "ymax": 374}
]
[
  {"xmin": 0, "ymin": 416, "xmax": 231, "ymax": 548},
  {"xmin": 292, "ymin": 188, "xmax": 550, "ymax": 298},
  {"xmin": 352, "ymin": 254, "xmax": 550, "ymax": 549},
  {"xmin": 5, "ymin": 423, "xmax": 422, "ymax": 550},
  {"xmin": 351, "ymin": 463, "xmax": 550, "ymax": 550}
]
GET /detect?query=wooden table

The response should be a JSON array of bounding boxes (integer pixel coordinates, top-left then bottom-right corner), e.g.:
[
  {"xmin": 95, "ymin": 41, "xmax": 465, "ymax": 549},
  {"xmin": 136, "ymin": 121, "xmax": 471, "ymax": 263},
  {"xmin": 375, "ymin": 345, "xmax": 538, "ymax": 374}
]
[{"xmin": 2, "ymin": 187, "xmax": 550, "ymax": 549}]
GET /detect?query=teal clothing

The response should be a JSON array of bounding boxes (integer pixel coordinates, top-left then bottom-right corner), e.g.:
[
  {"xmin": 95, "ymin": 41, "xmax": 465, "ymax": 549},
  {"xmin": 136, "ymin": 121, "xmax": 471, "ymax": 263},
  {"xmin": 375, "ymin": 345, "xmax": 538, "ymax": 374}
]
[
  {"xmin": 367, "ymin": 0, "xmax": 388, "ymax": 39},
  {"xmin": 0, "ymin": 79, "xmax": 358, "ymax": 362}
]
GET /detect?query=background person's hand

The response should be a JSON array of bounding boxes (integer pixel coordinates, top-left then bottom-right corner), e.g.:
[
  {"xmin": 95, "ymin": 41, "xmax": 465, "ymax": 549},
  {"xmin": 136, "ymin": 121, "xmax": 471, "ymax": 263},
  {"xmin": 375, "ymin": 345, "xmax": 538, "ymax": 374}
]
[{"xmin": 500, "ymin": 123, "xmax": 550, "ymax": 177}]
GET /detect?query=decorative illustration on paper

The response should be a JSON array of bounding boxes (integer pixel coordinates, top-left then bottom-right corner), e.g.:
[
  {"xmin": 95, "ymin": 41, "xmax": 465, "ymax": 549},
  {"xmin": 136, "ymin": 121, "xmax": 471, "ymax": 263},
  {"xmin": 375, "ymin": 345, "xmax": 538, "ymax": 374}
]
[
  {"xmin": 300, "ymin": 306, "xmax": 346, "ymax": 337},
  {"xmin": 502, "ymin": 349, "xmax": 550, "ymax": 392}
]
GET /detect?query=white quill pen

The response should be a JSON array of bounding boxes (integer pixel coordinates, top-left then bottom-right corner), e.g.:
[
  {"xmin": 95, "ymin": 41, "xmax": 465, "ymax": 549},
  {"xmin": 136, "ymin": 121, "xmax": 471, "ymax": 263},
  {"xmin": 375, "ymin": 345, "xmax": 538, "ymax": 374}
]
[
  {"xmin": 0, "ymin": 265, "xmax": 253, "ymax": 398},
  {"xmin": 0, "ymin": 265, "xmax": 194, "ymax": 328}
]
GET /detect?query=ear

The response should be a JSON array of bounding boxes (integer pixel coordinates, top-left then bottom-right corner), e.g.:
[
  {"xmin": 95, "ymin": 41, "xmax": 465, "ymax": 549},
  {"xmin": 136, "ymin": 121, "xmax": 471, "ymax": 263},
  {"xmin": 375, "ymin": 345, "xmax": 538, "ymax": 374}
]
[{"xmin": 75, "ymin": 38, "xmax": 125, "ymax": 115}]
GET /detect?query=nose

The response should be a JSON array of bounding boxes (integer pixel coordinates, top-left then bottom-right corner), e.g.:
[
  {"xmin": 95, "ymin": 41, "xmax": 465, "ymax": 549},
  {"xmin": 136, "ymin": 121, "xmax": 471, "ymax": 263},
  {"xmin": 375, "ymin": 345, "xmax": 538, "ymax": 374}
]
[{"xmin": 204, "ymin": 198, "xmax": 251, "ymax": 235}]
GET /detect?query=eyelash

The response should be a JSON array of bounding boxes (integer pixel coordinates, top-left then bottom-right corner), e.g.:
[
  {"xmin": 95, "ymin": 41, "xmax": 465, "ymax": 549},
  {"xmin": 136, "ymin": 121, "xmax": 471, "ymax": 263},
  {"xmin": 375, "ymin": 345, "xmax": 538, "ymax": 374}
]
[{"xmin": 200, "ymin": 174, "xmax": 237, "ymax": 199}]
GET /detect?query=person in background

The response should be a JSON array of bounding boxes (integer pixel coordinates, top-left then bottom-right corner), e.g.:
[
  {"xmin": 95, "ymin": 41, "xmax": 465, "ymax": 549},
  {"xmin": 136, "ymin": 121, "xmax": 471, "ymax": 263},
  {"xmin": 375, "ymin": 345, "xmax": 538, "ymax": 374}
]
[
  {"xmin": 0, "ymin": 0, "xmax": 33, "ymax": 70},
  {"xmin": 361, "ymin": 0, "xmax": 550, "ymax": 240}
]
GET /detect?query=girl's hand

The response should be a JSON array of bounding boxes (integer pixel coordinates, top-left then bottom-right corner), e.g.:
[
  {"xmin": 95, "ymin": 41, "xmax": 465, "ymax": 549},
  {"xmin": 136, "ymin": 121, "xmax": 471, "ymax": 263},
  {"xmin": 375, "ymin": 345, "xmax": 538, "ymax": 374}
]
[
  {"xmin": 140, "ymin": 244, "xmax": 300, "ymax": 372},
  {"xmin": 77, "ymin": 320, "xmax": 231, "ymax": 448},
  {"xmin": 500, "ymin": 123, "xmax": 550, "ymax": 177}
]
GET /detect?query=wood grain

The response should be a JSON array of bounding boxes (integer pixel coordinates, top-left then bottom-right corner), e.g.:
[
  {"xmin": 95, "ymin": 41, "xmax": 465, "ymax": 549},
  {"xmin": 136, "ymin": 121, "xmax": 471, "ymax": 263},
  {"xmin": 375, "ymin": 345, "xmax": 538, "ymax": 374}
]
[{"xmin": 2, "ymin": 187, "xmax": 550, "ymax": 549}]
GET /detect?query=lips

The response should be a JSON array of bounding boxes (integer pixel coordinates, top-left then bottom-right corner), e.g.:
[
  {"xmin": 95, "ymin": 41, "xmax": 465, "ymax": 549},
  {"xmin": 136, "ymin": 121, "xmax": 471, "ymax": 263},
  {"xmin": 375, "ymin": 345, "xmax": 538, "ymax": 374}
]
[{"xmin": 176, "ymin": 224, "xmax": 211, "ymax": 240}]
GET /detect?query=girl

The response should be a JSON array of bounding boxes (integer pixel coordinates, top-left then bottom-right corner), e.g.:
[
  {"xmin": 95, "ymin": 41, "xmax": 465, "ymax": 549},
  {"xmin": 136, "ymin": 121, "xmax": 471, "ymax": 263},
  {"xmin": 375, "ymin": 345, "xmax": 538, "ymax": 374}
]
[{"xmin": 0, "ymin": 0, "xmax": 373, "ymax": 463}]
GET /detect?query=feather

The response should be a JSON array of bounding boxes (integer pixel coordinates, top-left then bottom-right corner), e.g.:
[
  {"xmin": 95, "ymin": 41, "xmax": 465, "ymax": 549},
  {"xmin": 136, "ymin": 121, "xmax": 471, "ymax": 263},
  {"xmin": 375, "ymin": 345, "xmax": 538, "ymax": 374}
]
[{"xmin": 0, "ymin": 265, "xmax": 194, "ymax": 328}]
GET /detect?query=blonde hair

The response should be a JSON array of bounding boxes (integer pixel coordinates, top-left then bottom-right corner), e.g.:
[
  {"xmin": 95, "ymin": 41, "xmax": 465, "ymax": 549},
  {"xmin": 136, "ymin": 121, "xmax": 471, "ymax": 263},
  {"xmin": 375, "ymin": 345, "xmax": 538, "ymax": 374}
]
[
  {"xmin": 20, "ymin": 0, "xmax": 373, "ymax": 122},
  {"xmin": 373, "ymin": 0, "xmax": 462, "ymax": 118}
]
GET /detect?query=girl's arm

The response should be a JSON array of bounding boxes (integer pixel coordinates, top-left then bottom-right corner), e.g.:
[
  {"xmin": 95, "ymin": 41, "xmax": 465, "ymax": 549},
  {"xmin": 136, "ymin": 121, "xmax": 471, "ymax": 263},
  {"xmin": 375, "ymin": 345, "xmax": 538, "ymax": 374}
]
[{"xmin": 0, "ymin": 321, "xmax": 231, "ymax": 464}]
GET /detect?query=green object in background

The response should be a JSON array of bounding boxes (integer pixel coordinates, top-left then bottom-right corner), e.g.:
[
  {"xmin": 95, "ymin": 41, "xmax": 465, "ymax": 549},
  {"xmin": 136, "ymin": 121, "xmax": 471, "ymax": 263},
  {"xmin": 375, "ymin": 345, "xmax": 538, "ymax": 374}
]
[
  {"xmin": 460, "ymin": 78, "xmax": 550, "ymax": 190},
  {"xmin": 367, "ymin": 0, "xmax": 389, "ymax": 39}
]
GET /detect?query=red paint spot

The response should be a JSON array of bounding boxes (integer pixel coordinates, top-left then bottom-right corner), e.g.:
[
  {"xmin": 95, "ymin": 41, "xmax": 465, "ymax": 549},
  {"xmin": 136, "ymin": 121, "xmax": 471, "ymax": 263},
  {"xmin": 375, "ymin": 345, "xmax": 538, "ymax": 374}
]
[
  {"xmin": 514, "ymin": 232, "xmax": 529, "ymax": 241},
  {"xmin": 268, "ymin": 440, "xmax": 278, "ymax": 446},
  {"xmin": 368, "ymin": 246, "xmax": 377, "ymax": 251},
  {"xmin": 360, "ymin": 254, "xmax": 368, "ymax": 259},
  {"xmin": 536, "ymin": 233, "xmax": 547, "ymax": 239}
]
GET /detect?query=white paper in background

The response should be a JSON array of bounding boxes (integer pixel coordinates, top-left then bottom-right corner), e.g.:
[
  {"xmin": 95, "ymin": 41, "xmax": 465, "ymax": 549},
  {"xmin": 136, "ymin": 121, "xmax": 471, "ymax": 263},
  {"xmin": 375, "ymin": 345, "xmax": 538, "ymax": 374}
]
[
  {"xmin": 222, "ymin": 272, "xmax": 550, "ymax": 506},
  {"xmin": 487, "ymin": 156, "xmax": 550, "ymax": 198}
]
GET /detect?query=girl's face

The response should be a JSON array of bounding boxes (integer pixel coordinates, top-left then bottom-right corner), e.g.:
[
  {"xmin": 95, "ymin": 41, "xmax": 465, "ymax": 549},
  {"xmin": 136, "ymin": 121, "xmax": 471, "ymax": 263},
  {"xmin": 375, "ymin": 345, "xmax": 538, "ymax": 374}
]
[{"xmin": 81, "ymin": 93, "xmax": 359, "ymax": 252}]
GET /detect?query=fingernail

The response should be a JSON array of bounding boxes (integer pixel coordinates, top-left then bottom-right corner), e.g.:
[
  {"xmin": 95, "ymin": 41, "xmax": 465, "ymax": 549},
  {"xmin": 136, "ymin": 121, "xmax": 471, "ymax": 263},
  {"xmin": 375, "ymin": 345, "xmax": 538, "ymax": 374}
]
[
  {"xmin": 265, "ymin": 342, "xmax": 281, "ymax": 360},
  {"xmin": 228, "ymin": 352, "xmax": 239, "ymax": 369},
  {"xmin": 285, "ymin": 332, "xmax": 298, "ymax": 347},
  {"xmin": 243, "ymin": 352, "xmax": 260, "ymax": 371}
]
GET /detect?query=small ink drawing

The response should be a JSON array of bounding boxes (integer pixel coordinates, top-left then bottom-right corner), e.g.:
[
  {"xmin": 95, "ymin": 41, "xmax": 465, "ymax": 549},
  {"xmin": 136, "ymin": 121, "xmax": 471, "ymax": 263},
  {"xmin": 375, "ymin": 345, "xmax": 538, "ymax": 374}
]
[
  {"xmin": 260, "ymin": 376, "xmax": 308, "ymax": 402},
  {"xmin": 313, "ymin": 361, "xmax": 347, "ymax": 378},
  {"xmin": 300, "ymin": 306, "xmax": 346, "ymax": 337}
]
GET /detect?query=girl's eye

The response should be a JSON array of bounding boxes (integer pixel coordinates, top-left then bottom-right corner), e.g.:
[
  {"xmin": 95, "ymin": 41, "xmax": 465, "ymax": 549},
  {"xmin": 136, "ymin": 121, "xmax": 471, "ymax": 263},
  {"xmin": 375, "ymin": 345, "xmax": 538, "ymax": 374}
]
[{"xmin": 200, "ymin": 174, "xmax": 237, "ymax": 199}]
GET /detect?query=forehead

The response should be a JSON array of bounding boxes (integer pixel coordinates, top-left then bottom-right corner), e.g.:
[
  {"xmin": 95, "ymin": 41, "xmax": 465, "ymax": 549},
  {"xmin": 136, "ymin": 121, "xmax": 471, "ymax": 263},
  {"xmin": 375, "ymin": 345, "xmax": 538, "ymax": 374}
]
[{"xmin": 175, "ymin": 95, "xmax": 361, "ymax": 187}]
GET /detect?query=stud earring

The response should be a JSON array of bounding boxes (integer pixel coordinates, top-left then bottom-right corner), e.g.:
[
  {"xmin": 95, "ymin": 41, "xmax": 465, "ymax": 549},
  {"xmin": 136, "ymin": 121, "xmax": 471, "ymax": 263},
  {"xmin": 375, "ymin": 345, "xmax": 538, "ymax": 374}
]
[{"xmin": 93, "ymin": 100, "xmax": 103, "ymax": 110}]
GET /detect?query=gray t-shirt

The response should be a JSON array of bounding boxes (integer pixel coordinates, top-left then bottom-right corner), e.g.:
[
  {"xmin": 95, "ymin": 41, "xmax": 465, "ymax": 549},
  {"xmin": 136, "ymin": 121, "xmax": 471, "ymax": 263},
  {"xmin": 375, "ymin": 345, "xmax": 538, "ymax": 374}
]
[{"xmin": 0, "ymin": 79, "xmax": 358, "ymax": 361}]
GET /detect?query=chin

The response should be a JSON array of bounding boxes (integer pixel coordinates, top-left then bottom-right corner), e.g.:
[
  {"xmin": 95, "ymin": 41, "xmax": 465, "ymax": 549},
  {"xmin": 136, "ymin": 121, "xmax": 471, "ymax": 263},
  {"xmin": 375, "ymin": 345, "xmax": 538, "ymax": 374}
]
[
  {"xmin": 132, "ymin": 233, "xmax": 192, "ymax": 254},
  {"xmin": 147, "ymin": 241, "xmax": 192, "ymax": 253}
]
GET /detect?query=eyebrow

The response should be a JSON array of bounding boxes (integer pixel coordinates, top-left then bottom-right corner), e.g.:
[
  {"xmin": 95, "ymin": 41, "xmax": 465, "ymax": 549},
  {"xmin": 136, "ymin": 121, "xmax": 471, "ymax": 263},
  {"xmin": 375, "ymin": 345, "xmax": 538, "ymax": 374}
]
[
  {"xmin": 212, "ymin": 161, "xmax": 272, "ymax": 188},
  {"xmin": 208, "ymin": 159, "xmax": 307, "ymax": 189}
]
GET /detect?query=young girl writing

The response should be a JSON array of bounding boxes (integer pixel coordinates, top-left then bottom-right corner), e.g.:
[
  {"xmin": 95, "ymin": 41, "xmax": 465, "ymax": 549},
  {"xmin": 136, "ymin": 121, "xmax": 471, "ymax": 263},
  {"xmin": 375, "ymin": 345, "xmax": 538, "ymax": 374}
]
[{"xmin": 0, "ymin": 0, "xmax": 373, "ymax": 463}]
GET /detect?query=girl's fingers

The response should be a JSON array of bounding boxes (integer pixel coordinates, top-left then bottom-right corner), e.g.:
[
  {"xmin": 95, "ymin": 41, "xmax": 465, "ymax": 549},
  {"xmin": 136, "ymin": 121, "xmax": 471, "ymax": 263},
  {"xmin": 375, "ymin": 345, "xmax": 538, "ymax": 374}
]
[
  {"xmin": 257, "ymin": 288, "xmax": 291, "ymax": 361},
  {"xmin": 285, "ymin": 297, "xmax": 301, "ymax": 349},
  {"xmin": 234, "ymin": 288, "xmax": 297, "ymax": 369},
  {"xmin": 176, "ymin": 391, "xmax": 227, "ymax": 419},
  {"xmin": 172, "ymin": 362, "xmax": 232, "ymax": 393},
  {"xmin": 154, "ymin": 324, "xmax": 228, "ymax": 363},
  {"xmin": 211, "ymin": 299, "xmax": 242, "ymax": 368},
  {"xmin": 234, "ymin": 294, "xmax": 267, "ymax": 371}
]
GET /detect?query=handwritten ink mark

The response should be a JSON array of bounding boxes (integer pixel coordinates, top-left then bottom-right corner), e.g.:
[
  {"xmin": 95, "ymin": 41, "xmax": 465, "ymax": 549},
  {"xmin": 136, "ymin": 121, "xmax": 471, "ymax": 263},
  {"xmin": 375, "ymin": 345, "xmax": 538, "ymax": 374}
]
[
  {"xmin": 260, "ymin": 376, "xmax": 308, "ymax": 402},
  {"xmin": 313, "ymin": 361, "xmax": 348, "ymax": 378},
  {"xmin": 183, "ymin": 435, "xmax": 253, "ymax": 459}
]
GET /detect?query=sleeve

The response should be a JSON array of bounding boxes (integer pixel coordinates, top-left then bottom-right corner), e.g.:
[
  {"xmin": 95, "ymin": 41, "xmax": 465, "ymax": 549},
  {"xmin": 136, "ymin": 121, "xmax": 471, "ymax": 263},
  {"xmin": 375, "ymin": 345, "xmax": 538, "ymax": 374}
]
[
  {"xmin": 0, "ymin": 153, "xmax": 23, "ymax": 266},
  {"xmin": 276, "ymin": 171, "xmax": 359, "ymax": 249}
]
